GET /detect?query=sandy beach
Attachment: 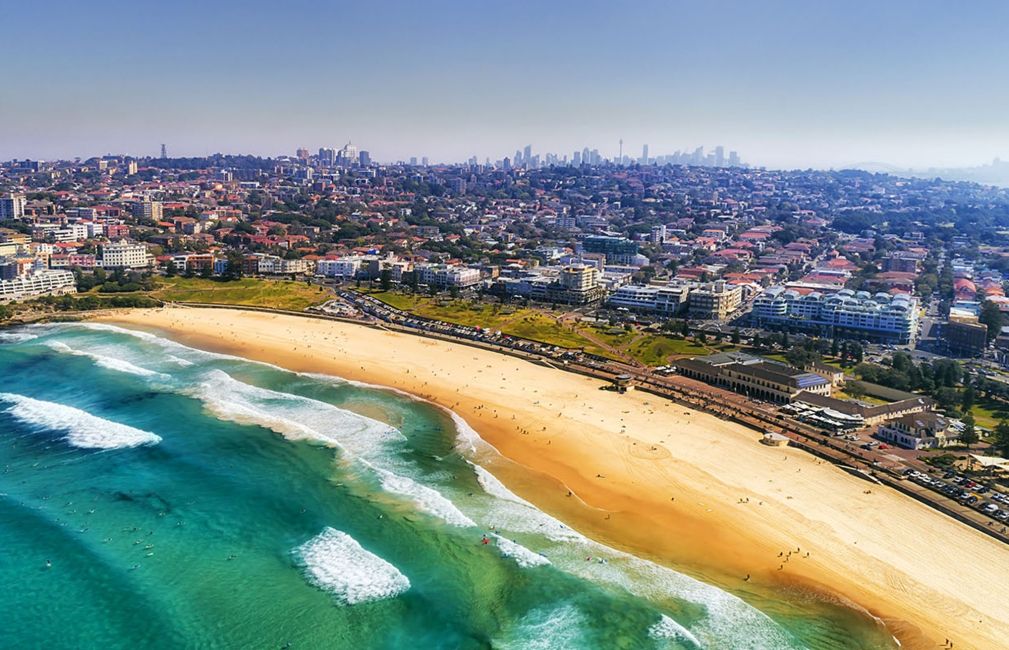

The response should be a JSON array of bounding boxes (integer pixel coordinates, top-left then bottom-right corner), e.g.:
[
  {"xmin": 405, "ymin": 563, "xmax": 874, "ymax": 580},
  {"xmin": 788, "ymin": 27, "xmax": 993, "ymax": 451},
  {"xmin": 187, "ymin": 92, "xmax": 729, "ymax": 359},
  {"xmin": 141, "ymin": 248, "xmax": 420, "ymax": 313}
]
[{"xmin": 101, "ymin": 306, "xmax": 1009, "ymax": 649}]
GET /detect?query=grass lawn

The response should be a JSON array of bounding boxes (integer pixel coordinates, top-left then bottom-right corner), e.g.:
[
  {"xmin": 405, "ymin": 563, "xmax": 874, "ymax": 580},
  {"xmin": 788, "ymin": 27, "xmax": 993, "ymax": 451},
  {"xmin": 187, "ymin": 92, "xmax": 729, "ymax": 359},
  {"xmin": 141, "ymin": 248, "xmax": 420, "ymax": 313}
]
[
  {"xmin": 369, "ymin": 291, "xmax": 727, "ymax": 365},
  {"xmin": 368, "ymin": 292, "xmax": 601, "ymax": 351},
  {"xmin": 626, "ymin": 335, "xmax": 709, "ymax": 365},
  {"xmin": 153, "ymin": 277, "xmax": 330, "ymax": 311},
  {"xmin": 971, "ymin": 398, "xmax": 1009, "ymax": 429}
]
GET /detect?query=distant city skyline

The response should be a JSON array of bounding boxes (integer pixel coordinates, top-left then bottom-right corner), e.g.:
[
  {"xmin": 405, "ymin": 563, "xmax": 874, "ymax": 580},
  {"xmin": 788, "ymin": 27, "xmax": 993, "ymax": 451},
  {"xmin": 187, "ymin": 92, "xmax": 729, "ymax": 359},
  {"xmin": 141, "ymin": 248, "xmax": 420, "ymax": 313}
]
[{"xmin": 3, "ymin": 1, "xmax": 1009, "ymax": 169}]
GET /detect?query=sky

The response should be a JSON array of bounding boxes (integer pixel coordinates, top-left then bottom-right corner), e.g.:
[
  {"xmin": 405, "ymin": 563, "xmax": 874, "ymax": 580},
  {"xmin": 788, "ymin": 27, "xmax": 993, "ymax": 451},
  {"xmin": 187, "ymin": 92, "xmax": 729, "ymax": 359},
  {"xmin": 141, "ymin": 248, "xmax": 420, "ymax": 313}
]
[{"xmin": 3, "ymin": 0, "xmax": 1009, "ymax": 169}]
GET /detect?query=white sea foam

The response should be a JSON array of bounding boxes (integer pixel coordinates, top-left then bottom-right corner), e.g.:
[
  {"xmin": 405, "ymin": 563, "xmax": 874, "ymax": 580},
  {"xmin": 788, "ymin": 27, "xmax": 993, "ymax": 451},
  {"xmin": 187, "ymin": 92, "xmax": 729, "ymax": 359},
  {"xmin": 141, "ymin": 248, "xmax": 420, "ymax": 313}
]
[
  {"xmin": 0, "ymin": 331, "xmax": 38, "ymax": 343},
  {"xmin": 469, "ymin": 466, "xmax": 796, "ymax": 647},
  {"xmin": 376, "ymin": 468, "xmax": 475, "ymax": 527},
  {"xmin": 69, "ymin": 323, "xmax": 279, "ymax": 367},
  {"xmin": 44, "ymin": 340, "xmax": 168, "ymax": 379},
  {"xmin": 295, "ymin": 527, "xmax": 410, "ymax": 605},
  {"xmin": 495, "ymin": 604, "xmax": 588, "ymax": 650},
  {"xmin": 455, "ymin": 412, "xmax": 799, "ymax": 648},
  {"xmin": 191, "ymin": 371, "xmax": 476, "ymax": 528},
  {"xmin": 473, "ymin": 464, "xmax": 586, "ymax": 543},
  {"xmin": 0, "ymin": 393, "xmax": 161, "ymax": 449},
  {"xmin": 191, "ymin": 369, "xmax": 404, "ymax": 457},
  {"xmin": 649, "ymin": 615, "xmax": 702, "ymax": 647},
  {"xmin": 492, "ymin": 534, "xmax": 550, "ymax": 568}
]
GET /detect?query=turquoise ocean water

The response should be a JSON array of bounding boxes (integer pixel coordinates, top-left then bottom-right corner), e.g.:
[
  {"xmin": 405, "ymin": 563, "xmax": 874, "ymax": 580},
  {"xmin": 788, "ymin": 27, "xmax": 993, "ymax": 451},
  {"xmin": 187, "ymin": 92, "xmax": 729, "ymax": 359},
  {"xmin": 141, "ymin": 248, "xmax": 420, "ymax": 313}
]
[{"xmin": 0, "ymin": 323, "xmax": 900, "ymax": 649}]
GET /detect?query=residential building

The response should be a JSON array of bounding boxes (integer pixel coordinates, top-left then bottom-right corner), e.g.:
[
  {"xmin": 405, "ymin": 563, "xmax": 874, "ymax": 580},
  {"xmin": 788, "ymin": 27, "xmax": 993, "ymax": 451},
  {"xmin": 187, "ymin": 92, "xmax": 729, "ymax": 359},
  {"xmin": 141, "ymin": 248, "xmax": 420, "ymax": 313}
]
[
  {"xmin": 0, "ymin": 193, "xmax": 26, "ymax": 220},
  {"xmin": 258, "ymin": 255, "xmax": 309, "ymax": 275},
  {"xmin": 607, "ymin": 283, "xmax": 691, "ymax": 316},
  {"xmin": 416, "ymin": 264, "xmax": 480, "ymax": 288},
  {"xmin": 688, "ymin": 280, "xmax": 742, "ymax": 320},
  {"xmin": 581, "ymin": 236, "xmax": 639, "ymax": 265},
  {"xmin": 316, "ymin": 257, "xmax": 362, "ymax": 279},
  {"xmin": 100, "ymin": 241, "xmax": 150, "ymax": 269},
  {"xmin": 0, "ymin": 269, "xmax": 76, "ymax": 302},
  {"xmin": 132, "ymin": 199, "xmax": 163, "ymax": 221},
  {"xmin": 945, "ymin": 319, "xmax": 988, "ymax": 356},
  {"xmin": 752, "ymin": 286, "xmax": 918, "ymax": 343}
]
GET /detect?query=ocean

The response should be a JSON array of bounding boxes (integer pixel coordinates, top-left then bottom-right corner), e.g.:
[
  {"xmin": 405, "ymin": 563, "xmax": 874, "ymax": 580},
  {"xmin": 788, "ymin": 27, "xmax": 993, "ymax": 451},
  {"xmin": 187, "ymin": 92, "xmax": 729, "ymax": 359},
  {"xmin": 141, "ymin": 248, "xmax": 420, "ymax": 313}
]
[{"xmin": 0, "ymin": 323, "xmax": 899, "ymax": 649}]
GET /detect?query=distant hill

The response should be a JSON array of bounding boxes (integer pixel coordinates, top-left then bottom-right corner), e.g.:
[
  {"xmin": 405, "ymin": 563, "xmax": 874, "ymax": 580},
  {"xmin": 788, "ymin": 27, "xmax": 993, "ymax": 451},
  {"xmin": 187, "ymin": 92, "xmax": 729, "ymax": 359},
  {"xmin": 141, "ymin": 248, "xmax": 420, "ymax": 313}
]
[{"xmin": 844, "ymin": 159, "xmax": 1009, "ymax": 188}]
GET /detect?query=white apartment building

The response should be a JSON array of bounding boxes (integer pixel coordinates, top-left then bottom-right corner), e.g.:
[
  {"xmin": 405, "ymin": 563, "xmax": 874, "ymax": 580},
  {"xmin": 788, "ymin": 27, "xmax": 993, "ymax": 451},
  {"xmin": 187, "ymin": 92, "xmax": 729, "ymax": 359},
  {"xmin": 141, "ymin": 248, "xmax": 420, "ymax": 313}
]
[
  {"xmin": 0, "ymin": 269, "xmax": 76, "ymax": 302},
  {"xmin": 100, "ymin": 241, "xmax": 150, "ymax": 269},
  {"xmin": 416, "ymin": 264, "xmax": 480, "ymax": 288},
  {"xmin": 752, "ymin": 286, "xmax": 918, "ymax": 343},
  {"xmin": 52, "ymin": 224, "xmax": 90, "ymax": 243},
  {"xmin": 316, "ymin": 257, "xmax": 362, "ymax": 279},
  {"xmin": 258, "ymin": 255, "xmax": 309, "ymax": 275},
  {"xmin": 607, "ymin": 283, "xmax": 692, "ymax": 315}
]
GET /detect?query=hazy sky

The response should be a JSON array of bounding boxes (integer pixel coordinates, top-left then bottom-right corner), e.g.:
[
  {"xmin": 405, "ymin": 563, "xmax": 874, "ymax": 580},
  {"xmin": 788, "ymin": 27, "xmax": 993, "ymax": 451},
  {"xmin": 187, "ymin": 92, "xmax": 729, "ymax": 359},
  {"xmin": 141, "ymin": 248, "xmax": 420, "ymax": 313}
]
[{"xmin": 3, "ymin": 0, "xmax": 1009, "ymax": 169}]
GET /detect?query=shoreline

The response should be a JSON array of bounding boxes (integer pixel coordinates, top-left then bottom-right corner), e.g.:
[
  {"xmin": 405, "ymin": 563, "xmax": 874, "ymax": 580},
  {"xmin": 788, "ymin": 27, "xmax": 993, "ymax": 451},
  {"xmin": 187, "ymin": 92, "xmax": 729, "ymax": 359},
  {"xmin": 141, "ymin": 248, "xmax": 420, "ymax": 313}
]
[{"xmin": 91, "ymin": 306, "xmax": 1009, "ymax": 649}]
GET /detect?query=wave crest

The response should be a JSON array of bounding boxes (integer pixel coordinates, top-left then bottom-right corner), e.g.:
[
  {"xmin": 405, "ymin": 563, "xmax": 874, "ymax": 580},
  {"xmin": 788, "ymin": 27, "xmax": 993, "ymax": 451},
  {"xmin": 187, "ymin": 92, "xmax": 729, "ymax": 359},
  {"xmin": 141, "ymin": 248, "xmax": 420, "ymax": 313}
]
[
  {"xmin": 295, "ymin": 527, "xmax": 410, "ymax": 605},
  {"xmin": 0, "ymin": 392, "xmax": 161, "ymax": 449}
]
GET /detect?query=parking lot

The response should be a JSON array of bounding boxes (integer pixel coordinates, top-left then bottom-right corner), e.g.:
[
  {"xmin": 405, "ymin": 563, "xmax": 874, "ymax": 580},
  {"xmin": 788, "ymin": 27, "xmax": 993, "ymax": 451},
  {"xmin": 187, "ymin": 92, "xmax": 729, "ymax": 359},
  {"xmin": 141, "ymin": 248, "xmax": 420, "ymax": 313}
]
[{"xmin": 905, "ymin": 468, "xmax": 1009, "ymax": 528}]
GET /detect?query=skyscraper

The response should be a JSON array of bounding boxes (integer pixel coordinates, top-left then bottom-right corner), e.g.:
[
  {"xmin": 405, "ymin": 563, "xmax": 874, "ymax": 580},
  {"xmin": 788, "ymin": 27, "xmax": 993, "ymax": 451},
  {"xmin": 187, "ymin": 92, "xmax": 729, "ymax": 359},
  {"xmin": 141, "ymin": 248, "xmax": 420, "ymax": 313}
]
[
  {"xmin": 640, "ymin": 144, "xmax": 649, "ymax": 165},
  {"xmin": 714, "ymin": 145, "xmax": 725, "ymax": 167},
  {"xmin": 358, "ymin": 150, "xmax": 371, "ymax": 166},
  {"xmin": 160, "ymin": 144, "xmax": 167, "ymax": 159},
  {"xmin": 523, "ymin": 145, "xmax": 532, "ymax": 165}
]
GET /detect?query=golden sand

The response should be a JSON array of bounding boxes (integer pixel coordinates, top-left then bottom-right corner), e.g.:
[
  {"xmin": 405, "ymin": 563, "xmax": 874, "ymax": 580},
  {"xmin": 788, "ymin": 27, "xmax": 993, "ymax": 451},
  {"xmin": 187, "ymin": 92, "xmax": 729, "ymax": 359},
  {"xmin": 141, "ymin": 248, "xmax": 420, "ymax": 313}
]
[{"xmin": 101, "ymin": 306, "xmax": 1009, "ymax": 649}]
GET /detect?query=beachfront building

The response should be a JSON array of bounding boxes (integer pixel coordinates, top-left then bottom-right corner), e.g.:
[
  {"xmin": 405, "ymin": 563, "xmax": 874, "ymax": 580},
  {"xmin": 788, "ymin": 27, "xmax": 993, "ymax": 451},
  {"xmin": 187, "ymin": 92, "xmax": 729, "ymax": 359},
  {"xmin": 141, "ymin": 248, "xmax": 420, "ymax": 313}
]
[
  {"xmin": 791, "ymin": 390, "xmax": 933, "ymax": 424},
  {"xmin": 416, "ymin": 263, "xmax": 481, "ymax": 289},
  {"xmin": 548, "ymin": 265, "xmax": 605, "ymax": 304},
  {"xmin": 751, "ymin": 286, "xmax": 918, "ymax": 343},
  {"xmin": 488, "ymin": 264, "xmax": 604, "ymax": 304},
  {"xmin": 877, "ymin": 412, "xmax": 961, "ymax": 450},
  {"xmin": 606, "ymin": 282, "xmax": 692, "ymax": 316},
  {"xmin": 258, "ymin": 255, "xmax": 309, "ymax": 275},
  {"xmin": 316, "ymin": 256, "xmax": 362, "ymax": 280},
  {"xmin": 676, "ymin": 352, "xmax": 832, "ymax": 403},
  {"xmin": 0, "ymin": 269, "xmax": 76, "ymax": 302},
  {"xmin": 687, "ymin": 280, "xmax": 743, "ymax": 320},
  {"xmin": 99, "ymin": 241, "xmax": 150, "ymax": 269}
]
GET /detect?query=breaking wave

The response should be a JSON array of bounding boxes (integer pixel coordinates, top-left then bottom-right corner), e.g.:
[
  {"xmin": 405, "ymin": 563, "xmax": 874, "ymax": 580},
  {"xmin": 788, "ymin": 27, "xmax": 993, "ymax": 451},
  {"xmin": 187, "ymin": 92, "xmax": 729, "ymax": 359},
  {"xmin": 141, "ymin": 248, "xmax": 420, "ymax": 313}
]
[
  {"xmin": 0, "ymin": 392, "xmax": 161, "ymax": 449},
  {"xmin": 295, "ymin": 527, "xmax": 410, "ymax": 605},
  {"xmin": 44, "ymin": 340, "xmax": 168, "ymax": 379}
]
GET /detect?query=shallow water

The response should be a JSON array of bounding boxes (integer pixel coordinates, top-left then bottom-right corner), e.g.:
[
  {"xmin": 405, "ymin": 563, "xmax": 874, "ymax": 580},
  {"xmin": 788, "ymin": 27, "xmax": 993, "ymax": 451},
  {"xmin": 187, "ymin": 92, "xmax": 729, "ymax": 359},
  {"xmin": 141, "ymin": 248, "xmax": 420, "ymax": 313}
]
[{"xmin": 0, "ymin": 323, "xmax": 899, "ymax": 649}]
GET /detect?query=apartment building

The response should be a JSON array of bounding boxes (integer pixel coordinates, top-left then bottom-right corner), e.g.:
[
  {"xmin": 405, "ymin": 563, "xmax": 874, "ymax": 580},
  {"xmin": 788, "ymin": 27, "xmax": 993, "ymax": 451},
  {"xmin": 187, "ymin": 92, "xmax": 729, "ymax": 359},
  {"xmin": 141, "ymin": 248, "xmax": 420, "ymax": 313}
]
[
  {"xmin": 688, "ymin": 280, "xmax": 742, "ymax": 320},
  {"xmin": 0, "ymin": 269, "xmax": 76, "ymax": 302},
  {"xmin": 752, "ymin": 286, "xmax": 918, "ymax": 343},
  {"xmin": 416, "ymin": 264, "xmax": 480, "ymax": 288},
  {"xmin": 607, "ymin": 283, "xmax": 692, "ymax": 315},
  {"xmin": 316, "ymin": 257, "xmax": 362, "ymax": 279},
  {"xmin": 100, "ymin": 241, "xmax": 150, "ymax": 269}
]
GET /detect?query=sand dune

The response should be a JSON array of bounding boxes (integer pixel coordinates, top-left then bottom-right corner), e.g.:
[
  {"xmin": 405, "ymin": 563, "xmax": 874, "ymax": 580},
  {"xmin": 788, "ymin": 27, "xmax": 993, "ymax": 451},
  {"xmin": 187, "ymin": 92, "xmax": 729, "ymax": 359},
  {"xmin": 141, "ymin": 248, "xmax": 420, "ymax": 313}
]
[{"xmin": 102, "ymin": 306, "xmax": 1009, "ymax": 649}]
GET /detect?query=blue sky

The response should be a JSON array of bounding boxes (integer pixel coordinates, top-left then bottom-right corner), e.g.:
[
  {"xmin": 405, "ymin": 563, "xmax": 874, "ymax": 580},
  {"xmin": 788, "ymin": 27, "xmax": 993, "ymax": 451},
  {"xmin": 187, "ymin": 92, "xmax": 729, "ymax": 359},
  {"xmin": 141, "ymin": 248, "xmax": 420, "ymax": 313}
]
[{"xmin": 3, "ymin": 0, "xmax": 1008, "ymax": 168}]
